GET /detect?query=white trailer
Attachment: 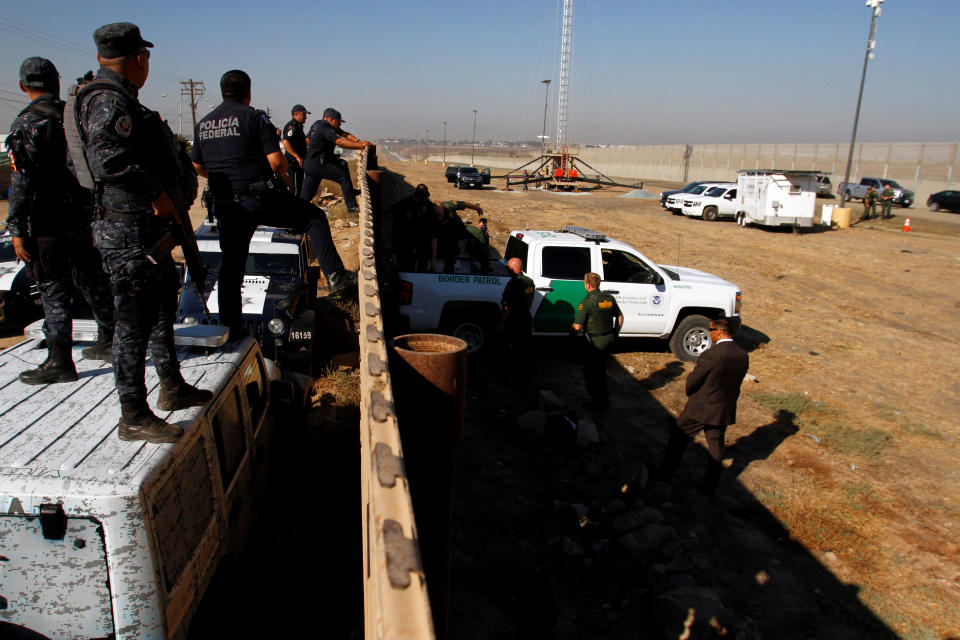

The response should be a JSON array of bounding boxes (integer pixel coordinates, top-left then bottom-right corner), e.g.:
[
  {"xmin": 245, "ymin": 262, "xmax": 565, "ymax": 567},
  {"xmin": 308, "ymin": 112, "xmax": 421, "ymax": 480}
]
[{"xmin": 735, "ymin": 169, "xmax": 819, "ymax": 230}]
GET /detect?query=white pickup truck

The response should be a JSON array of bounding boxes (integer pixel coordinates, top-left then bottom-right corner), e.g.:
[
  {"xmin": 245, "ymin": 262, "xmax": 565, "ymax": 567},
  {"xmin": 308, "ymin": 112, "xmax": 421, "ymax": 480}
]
[
  {"xmin": 836, "ymin": 177, "xmax": 914, "ymax": 207},
  {"xmin": 397, "ymin": 225, "xmax": 742, "ymax": 361}
]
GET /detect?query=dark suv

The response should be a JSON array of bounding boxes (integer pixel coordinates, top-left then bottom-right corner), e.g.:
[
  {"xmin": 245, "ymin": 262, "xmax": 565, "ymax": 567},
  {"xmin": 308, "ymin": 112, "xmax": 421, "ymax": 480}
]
[
  {"xmin": 176, "ymin": 223, "xmax": 320, "ymax": 373},
  {"xmin": 445, "ymin": 165, "xmax": 490, "ymax": 189}
]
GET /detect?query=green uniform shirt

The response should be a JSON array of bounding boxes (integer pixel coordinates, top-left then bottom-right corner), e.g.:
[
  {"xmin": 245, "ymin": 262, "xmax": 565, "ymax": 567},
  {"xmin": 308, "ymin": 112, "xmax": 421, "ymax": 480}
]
[
  {"xmin": 502, "ymin": 273, "xmax": 535, "ymax": 312},
  {"xmin": 864, "ymin": 189, "xmax": 877, "ymax": 205},
  {"xmin": 574, "ymin": 289, "xmax": 621, "ymax": 348},
  {"xmin": 881, "ymin": 187, "xmax": 895, "ymax": 201}
]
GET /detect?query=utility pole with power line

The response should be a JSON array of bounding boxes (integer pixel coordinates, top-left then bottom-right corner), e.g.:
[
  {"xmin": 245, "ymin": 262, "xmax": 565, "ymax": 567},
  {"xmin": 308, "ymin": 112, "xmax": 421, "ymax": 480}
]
[
  {"xmin": 180, "ymin": 79, "xmax": 205, "ymax": 136},
  {"xmin": 840, "ymin": 0, "xmax": 884, "ymax": 210}
]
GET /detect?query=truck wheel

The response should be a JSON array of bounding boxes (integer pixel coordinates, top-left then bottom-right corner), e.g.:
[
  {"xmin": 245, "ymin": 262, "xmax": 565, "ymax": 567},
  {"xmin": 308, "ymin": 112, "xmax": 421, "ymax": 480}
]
[
  {"xmin": 447, "ymin": 319, "xmax": 487, "ymax": 354},
  {"xmin": 736, "ymin": 212, "xmax": 748, "ymax": 228},
  {"xmin": 929, "ymin": 202, "xmax": 940, "ymax": 212},
  {"xmin": 669, "ymin": 314, "xmax": 713, "ymax": 362},
  {"xmin": 844, "ymin": 189, "xmax": 853, "ymax": 199},
  {"xmin": 702, "ymin": 206, "xmax": 718, "ymax": 222},
  {"xmin": 901, "ymin": 201, "xmax": 912, "ymax": 208}
]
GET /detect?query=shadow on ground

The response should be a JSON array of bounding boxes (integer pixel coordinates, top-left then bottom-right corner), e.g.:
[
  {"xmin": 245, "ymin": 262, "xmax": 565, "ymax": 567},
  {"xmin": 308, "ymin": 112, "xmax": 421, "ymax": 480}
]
[{"xmin": 446, "ymin": 341, "xmax": 898, "ymax": 640}]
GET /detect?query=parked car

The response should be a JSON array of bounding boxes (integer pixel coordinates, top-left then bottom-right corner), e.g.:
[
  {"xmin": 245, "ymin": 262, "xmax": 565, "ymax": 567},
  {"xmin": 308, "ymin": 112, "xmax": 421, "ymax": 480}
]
[
  {"xmin": 681, "ymin": 183, "xmax": 738, "ymax": 221},
  {"xmin": 0, "ymin": 228, "xmax": 42, "ymax": 328},
  {"xmin": 836, "ymin": 177, "xmax": 913, "ymax": 208},
  {"xmin": 660, "ymin": 180, "xmax": 724, "ymax": 209},
  {"xmin": 453, "ymin": 166, "xmax": 486, "ymax": 189},
  {"xmin": 176, "ymin": 223, "xmax": 320, "ymax": 374},
  {"xmin": 663, "ymin": 182, "xmax": 724, "ymax": 214},
  {"xmin": 816, "ymin": 174, "xmax": 833, "ymax": 196},
  {"xmin": 926, "ymin": 190, "xmax": 960, "ymax": 213}
]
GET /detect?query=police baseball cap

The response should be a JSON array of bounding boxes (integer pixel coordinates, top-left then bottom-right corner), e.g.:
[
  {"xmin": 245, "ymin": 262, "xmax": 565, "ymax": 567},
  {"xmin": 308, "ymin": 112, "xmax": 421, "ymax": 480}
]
[
  {"xmin": 93, "ymin": 22, "xmax": 154, "ymax": 58},
  {"xmin": 291, "ymin": 104, "xmax": 310, "ymax": 115},
  {"xmin": 323, "ymin": 107, "xmax": 344, "ymax": 122},
  {"xmin": 19, "ymin": 57, "xmax": 59, "ymax": 89}
]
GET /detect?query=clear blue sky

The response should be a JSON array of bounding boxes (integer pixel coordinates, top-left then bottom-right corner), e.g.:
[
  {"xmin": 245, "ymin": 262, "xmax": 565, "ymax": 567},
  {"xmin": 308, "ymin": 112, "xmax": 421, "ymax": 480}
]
[{"xmin": 1, "ymin": 1, "xmax": 956, "ymax": 145}]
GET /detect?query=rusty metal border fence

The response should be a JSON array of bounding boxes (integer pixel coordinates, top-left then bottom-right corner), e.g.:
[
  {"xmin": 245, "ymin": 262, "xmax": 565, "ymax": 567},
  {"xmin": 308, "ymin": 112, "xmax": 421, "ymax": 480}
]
[{"xmin": 357, "ymin": 147, "xmax": 437, "ymax": 640}]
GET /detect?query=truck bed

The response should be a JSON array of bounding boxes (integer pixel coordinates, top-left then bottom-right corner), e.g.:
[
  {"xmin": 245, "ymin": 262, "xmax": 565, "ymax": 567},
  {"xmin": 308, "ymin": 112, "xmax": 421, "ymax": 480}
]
[{"xmin": 0, "ymin": 329, "xmax": 237, "ymax": 491}]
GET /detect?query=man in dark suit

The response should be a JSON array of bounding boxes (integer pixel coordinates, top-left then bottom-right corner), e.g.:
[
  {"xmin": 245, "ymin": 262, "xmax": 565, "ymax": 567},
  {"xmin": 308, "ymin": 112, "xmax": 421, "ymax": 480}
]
[{"xmin": 652, "ymin": 317, "xmax": 749, "ymax": 496}]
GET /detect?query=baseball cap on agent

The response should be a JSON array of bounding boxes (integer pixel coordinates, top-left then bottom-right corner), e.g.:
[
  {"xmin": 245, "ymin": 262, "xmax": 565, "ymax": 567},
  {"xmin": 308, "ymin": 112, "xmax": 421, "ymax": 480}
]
[
  {"xmin": 19, "ymin": 57, "xmax": 59, "ymax": 89},
  {"xmin": 93, "ymin": 22, "xmax": 154, "ymax": 58},
  {"xmin": 291, "ymin": 104, "xmax": 311, "ymax": 115},
  {"xmin": 323, "ymin": 108, "xmax": 344, "ymax": 122}
]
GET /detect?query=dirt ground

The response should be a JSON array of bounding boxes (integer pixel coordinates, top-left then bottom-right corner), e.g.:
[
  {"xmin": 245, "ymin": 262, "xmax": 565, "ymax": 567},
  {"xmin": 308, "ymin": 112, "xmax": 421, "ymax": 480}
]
[
  {"xmin": 373, "ymin": 155, "xmax": 960, "ymax": 640},
  {"xmin": 3, "ymin": 155, "xmax": 958, "ymax": 638}
]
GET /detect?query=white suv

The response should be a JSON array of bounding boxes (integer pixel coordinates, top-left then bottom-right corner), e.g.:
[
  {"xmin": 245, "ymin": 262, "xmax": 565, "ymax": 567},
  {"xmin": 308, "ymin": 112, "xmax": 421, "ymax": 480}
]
[
  {"xmin": 682, "ymin": 183, "xmax": 738, "ymax": 221},
  {"xmin": 663, "ymin": 182, "xmax": 724, "ymax": 213}
]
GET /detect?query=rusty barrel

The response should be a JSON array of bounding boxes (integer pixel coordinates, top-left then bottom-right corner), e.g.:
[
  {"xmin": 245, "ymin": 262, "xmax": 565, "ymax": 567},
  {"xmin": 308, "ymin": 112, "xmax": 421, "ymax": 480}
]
[{"xmin": 389, "ymin": 333, "xmax": 467, "ymax": 640}]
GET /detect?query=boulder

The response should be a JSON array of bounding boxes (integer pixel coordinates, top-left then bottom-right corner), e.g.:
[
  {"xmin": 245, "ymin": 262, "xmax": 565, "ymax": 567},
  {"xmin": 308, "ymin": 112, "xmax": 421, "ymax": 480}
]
[
  {"xmin": 515, "ymin": 410, "xmax": 546, "ymax": 434},
  {"xmin": 538, "ymin": 389, "xmax": 566, "ymax": 412},
  {"xmin": 576, "ymin": 418, "xmax": 600, "ymax": 446},
  {"xmin": 655, "ymin": 586, "xmax": 728, "ymax": 640}
]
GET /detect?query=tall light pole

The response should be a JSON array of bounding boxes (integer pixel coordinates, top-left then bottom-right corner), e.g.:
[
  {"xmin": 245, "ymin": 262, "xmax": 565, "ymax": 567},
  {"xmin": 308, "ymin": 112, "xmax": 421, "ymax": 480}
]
[
  {"xmin": 471, "ymin": 110, "xmax": 478, "ymax": 166},
  {"xmin": 540, "ymin": 79, "xmax": 551, "ymax": 157},
  {"xmin": 840, "ymin": 0, "xmax": 884, "ymax": 210},
  {"xmin": 443, "ymin": 121, "xmax": 447, "ymax": 164},
  {"xmin": 425, "ymin": 128, "xmax": 429, "ymax": 162}
]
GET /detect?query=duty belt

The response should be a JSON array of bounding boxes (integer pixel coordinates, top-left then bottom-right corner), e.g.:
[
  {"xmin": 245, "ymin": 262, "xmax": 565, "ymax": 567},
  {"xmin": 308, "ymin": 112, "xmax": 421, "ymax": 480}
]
[{"xmin": 103, "ymin": 210, "xmax": 150, "ymax": 222}]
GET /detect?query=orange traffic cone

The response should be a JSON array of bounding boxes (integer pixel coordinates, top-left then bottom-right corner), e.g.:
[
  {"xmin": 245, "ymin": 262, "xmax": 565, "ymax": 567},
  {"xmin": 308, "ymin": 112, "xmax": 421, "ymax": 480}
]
[{"xmin": 903, "ymin": 217, "xmax": 911, "ymax": 232}]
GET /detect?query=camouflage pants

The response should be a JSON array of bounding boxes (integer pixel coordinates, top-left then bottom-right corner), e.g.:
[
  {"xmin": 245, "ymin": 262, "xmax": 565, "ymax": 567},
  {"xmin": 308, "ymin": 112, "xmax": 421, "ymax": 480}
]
[
  {"xmin": 93, "ymin": 217, "xmax": 181, "ymax": 403},
  {"xmin": 29, "ymin": 225, "xmax": 114, "ymax": 347}
]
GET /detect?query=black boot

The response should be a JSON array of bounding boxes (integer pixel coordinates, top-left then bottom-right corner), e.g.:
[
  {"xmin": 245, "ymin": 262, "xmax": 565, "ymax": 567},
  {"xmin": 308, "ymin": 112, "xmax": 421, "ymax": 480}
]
[
  {"xmin": 81, "ymin": 325, "xmax": 114, "ymax": 362},
  {"xmin": 118, "ymin": 396, "xmax": 183, "ymax": 443},
  {"xmin": 327, "ymin": 269, "xmax": 358, "ymax": 296},
  {"xmin": 158, "ymin": 377, "xmax": 214, "ymax": 412},
  {"xmin": 19, "ymin": 344, "xmax": 78, "ymax": 385}
]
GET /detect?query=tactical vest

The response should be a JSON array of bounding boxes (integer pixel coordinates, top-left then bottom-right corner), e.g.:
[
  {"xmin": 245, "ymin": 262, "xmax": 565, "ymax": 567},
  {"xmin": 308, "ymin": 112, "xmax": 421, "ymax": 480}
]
[
  {"xmin": 64, "ymin": 78, "xmax": 196, "ymax": 204},
  {"xmin": 16, "ymin": 100, "xmax": 84, "ymax": 214}
]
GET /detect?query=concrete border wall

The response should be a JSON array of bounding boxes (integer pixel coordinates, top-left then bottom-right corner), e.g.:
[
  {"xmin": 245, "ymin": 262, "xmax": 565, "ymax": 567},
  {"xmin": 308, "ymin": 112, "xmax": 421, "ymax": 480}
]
[
  {"xmin": 434, "ymin": 141, "xmax": 959, "ymax": 205},
  {"xmin": 357, "ymin": 148, "xmax": 437, "ymax": 640}
]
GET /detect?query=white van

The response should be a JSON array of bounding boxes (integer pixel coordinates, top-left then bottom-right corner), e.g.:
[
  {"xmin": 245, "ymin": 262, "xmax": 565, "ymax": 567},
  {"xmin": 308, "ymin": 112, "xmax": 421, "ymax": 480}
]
[{"xmin": 0, "ymin": 325, "xmax": 299, "ymax": 639}]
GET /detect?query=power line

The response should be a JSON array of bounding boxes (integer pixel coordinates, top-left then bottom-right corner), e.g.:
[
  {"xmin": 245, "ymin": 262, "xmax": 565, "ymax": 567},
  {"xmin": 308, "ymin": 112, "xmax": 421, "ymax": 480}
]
[
  {"xmin": 180, "ymin": 80, "xmax": 205, "ymax": 134},
  {"xmin": 0, "ymin": 15, "xmax": 182, "ymax": 83}
]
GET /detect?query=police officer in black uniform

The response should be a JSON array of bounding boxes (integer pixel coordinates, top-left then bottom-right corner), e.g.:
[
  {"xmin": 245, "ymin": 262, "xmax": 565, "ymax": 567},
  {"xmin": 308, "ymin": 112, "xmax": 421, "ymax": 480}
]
[
  {"xmin": 191, "ymin": 70, "xmax": 357, "ymax": 339},
  {"xmin": 75, "ymin": 22, "xmax": 212, "ymax": 443},
  {"xmin": 6, "ymin": 57, "xmax": 115, "ymax": 385},
  {"xmin": 572, "ymin": 272, "xmax": 623, "ymax": 412},
  {"xmin": 300, "ymin": 108, "xmax": 371, "ymax": 213},
  {"xmin": 282, "ymin": 104, "xmax": 309, "ymax": 196}
]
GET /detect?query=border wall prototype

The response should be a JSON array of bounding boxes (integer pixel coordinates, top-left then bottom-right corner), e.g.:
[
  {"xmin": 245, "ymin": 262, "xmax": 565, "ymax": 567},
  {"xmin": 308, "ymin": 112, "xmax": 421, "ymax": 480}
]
[
  {"xmin": 357, "ymin": 148, "xmax": 437, "ymax": 640},
  {"xmin": 438, "ymin": 141, "xmax": 959, "ymax": 204}
]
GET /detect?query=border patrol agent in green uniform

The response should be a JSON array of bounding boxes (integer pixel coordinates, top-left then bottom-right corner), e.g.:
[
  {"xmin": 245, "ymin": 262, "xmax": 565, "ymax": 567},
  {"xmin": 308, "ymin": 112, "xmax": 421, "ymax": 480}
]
[
  {"xmin": 500, "ymin": 257, "xmax": 535, "ymax": 358},
  {"xmin": 572, "ymin": 272, "xmax": 623, "ymax": 412},
  {"xmin": 860, "ymin": 185, "xmax": 877, "ymax": 221},
  {"xmin": 880, "ymin": 184, "xmax": 895, "ymax": 219}
]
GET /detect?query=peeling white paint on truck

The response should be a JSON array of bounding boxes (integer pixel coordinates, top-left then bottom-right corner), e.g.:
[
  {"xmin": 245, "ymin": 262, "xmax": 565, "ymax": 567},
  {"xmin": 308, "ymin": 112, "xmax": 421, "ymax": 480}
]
[{"xmin": 0, "ymin": 333, "xmax": 282, "ymax": 639}]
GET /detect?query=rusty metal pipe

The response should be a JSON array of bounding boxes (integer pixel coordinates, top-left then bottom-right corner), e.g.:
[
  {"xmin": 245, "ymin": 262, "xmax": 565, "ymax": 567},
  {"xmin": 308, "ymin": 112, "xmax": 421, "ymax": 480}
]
[{"xmin": 389, "ymin": 333, "xmax": 467, "ymax": 640}]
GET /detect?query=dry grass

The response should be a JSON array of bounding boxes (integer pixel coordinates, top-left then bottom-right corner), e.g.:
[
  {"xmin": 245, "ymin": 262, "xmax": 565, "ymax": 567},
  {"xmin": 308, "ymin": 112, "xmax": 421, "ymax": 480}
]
[{"xmin": 310, "ymin": 365, "xmax": 360, "ymax": 409}]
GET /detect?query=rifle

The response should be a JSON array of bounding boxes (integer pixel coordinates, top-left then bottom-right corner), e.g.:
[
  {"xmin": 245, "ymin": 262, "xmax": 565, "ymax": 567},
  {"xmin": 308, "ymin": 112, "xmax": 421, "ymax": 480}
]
[{"xmin": 148, "ymin": 188, "xmax": 210, "ymax": 321}]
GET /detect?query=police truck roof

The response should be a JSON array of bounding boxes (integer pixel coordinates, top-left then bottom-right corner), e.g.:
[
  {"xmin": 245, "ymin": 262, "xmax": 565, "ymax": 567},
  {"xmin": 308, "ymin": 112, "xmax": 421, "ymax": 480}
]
[{"xmin": 0, "ymin": 338, "xmax": 257, "ymax": 495}]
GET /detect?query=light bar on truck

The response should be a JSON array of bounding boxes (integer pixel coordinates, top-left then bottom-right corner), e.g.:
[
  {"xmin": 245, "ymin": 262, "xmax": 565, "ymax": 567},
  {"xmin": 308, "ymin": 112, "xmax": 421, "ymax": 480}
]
[
  {"xmin": 24, "ymin": 319, "xmax": 230, "ymax": 347},
  {"xmin": 563, "ymin": 225, "xmax": 606, "ymax": 241}
]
